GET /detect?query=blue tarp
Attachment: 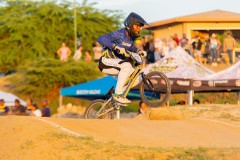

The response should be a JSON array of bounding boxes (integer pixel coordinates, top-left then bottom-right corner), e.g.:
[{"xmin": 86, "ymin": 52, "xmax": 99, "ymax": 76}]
[{"xmin": 60, "ymin": 76, "xmax": 145, "ymax": 100}]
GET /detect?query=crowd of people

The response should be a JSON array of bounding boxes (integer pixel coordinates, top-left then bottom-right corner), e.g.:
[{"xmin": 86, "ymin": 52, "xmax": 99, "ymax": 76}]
[
  {"xmin": 136, "ymin": 32, "xmax": 237, "ymax": 66},
  {"xmin": 57, "ymin": 42, "xmax": 102, "ymax": 62},
  {"xmin": 0, "ymin": 98, "xmax": 51, "ymax": 117},
  {"xmin": 56, "ymin": 32, "xmax": 237, "ymax": 68}
]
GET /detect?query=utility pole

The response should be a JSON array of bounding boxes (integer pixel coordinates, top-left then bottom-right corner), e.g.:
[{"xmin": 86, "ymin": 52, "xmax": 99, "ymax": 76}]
[{"xmin": 74, "ymin": 0, "xmax": 77, "ymax": 53}]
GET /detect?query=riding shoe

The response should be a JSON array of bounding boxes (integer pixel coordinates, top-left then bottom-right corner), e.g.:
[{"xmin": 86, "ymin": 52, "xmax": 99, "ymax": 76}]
[{"xmin": 113, "ymin": 94, "xmax": 131, "ymax": 104}]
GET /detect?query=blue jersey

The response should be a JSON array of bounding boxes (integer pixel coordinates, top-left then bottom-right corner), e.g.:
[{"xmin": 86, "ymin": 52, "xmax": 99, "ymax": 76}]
[{"xmin": 97, "ymin": 28, "xmax": 138, "ymax": 59}]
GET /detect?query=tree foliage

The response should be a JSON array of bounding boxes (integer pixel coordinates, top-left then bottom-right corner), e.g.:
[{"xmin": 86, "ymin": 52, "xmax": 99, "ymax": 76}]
[
  {"xmin": 9, "ymin": 59, "xmax": 103, "ymax": 99},
  {"xmin": 0, "ymin": 0, "xmax": 123, "ymax": 73}
]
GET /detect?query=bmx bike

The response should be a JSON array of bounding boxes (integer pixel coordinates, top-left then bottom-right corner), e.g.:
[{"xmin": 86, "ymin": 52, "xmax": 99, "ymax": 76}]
[{"xmin": 84, "ymin": 51, "xmax": 171, "ymax": 119}]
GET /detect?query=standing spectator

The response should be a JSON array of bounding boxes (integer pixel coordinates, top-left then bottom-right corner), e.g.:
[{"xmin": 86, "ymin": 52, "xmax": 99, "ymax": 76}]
[
  {"xmin": 31, "ymin": 103, "xmax": 42, "ymax": 117},
  {"xmin": 203, "ymin": 34, "xmax": 211, "ymax": 61},
  {"xmin": 139, "ymin": 36, "xmax": 148, "ymax": 51},
  {"xmin": 9, "ymin": 99, "xmax": 26, "ymax": 115},
  {"xmin": 73, "ymin": 45, "xmax": 82, "ymax": 61},
  {"xmin": 210, "ymin": 33, "xmax": 221, "ymax": 66},
  {"xmin": 41, "ymin": 100, "xmax": 51, "ymax": 117},
  {"xmin": 161, "ymin": 38, "xmax": 170, "ymax": 58},
  {"xmin": 180, "ymin": 33, "xmax": 189, "ymax": 53},
  {"xmin": 93, "ymin": 42, "xmax": 102, "ymax": 62},
  {"xmin": 223, "ymin": 32, "xmax": 236, "ymax": 64},
  {"xmin": 169, "ymin": 36, "xmax": 177, "ymax": 51},
  {"xmin": 192, "ymin": 36, "xmax": 203, "ymax": 63},
  {"xmin": 138, "ymin": 36, "xmax": 148, "ymax": 65},
  {"xmin": 173, "ymin": 33, "xmax": 180, "ymax": 46},
  {"xmin": 146, "ymin": 34, "xmax": 155, "ymax": 63},
  {"xmin": 84, "ymin": 50, "xmax": 92, "ymax": 62},
  {"xmin": 0, "ymin": 99, "xmax": 9, "ymax": 115},
  {"xmin": 57, "ymin": 42, "xmax": 71, "ymax": 61},
  {"xmin": 154, "ymin": 38, "xmax": 163, "ymax": 61}
]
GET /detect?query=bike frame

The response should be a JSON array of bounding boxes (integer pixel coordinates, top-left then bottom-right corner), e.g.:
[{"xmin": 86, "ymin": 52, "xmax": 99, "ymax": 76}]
[{"xmin": 95, "ymin": 61, "xmax": 144, "ymax": 118}]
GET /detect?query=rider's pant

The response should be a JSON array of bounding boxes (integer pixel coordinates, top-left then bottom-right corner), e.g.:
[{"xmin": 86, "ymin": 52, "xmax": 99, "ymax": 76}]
[{"xmin": 99, "ymin": 57, "xmax": 140, "ymax": 95}]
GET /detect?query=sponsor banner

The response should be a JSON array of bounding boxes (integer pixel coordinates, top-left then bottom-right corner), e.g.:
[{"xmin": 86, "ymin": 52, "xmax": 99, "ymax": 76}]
[
  {"xmin": 176, "ymin": 80, "xmax": 190, "ymax": 86},
  {"xmin": 193, "ymin": 80, "xmax": 202, "ymax": 87},
  {"xmin": 208, "ymin": 80, "xmax": 228, "ymax": 87},
  {"xmin": 76, "ymin": 90, "xmax": 101, "ymax": 95}
]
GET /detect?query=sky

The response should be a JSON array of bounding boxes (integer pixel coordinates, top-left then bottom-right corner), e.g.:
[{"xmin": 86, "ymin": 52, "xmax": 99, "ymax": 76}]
[{"xmin": 86, "ymin": 0, "xmax": 240, "ymax": 23}]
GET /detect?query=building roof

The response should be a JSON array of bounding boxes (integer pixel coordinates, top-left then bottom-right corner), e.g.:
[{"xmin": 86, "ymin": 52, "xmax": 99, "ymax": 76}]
[{"xmin": 146, "ymin": 10, "xmax": 240, "ymax": 29}]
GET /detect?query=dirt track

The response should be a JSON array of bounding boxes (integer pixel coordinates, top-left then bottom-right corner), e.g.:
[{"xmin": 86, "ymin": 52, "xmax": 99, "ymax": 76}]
[{"xmin": 1, "ymin": 116, "xmax": 240, "ymax": 149}]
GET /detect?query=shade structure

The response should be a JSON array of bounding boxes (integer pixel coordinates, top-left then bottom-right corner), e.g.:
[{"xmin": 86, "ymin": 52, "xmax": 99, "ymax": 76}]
[
  {"xmin": 60, "ymin": 76, "xmax": 154, "ymax": 100},
  {"xmin": 143, "ymin": 46, "xmax": 215, "ymax": 93},
  {"xmin": 0, "ymin": 90, "xmax": 26, "ymax": 106}
]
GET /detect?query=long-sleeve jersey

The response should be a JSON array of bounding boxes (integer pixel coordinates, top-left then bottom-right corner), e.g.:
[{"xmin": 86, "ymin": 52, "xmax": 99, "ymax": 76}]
[{"xmin": 97, "ymin": 28, "xmax": 138, "ymax": 59}]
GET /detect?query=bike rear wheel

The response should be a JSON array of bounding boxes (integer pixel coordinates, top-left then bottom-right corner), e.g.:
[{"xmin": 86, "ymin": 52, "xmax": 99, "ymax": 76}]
[
  {"xmin": 140, "ymin": 71, "xmax": 171, "ymax": 107},
  {"xmin": 84, "ymin": 99, "xmax": 115, "ymax": 119}
]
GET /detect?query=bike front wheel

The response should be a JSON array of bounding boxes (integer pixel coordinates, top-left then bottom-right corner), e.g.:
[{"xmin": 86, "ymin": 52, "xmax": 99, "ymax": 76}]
[
  {"xmin": 140, "ymin": 71, "xmax": 171, "ymax": 107},
  {"xmin": 84, "ymin": 99, "xmax": 115, "ymax": 119}
]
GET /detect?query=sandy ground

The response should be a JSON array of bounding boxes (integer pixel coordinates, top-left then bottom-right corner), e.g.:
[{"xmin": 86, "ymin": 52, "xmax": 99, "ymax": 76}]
[{"xmin": 1, "ymin": 105, "xmax": 240, "ymax": 159}]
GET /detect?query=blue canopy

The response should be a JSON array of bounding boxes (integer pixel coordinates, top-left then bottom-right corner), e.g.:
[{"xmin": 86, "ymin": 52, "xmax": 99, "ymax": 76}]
[{"xmin": 60, "ymin": 76, "xmax": 146, "ymax": 100}]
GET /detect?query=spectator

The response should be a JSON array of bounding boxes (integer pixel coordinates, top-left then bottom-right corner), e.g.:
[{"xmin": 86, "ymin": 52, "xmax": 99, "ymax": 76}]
[
  {"xmin": 210, "ymin": 33, "xmax": 221, "ymax": 66},
  {"xmin": 173, "ymin": 33, "xmax": 180, "ymax": 46},
  {"xmin": 154, "ymin": 38, "xmax": 163, "ymax": 62},
  {"xmin": 138, "ymin": 36, "xmax": 148, "ymax": 65},
  {"xmin": 0, "ymin": 99, "xmax": 9, "ymax": 115},
  {"xmin": 84, "ymin": 50, "xmax": 92, "ymax": 62},
  {"xmin": 223, "ymin": 32, "xmax": 236, "ymax": 64},
  {"xmin": 93, "ymin": 42, "xmax": 102, "ymax": 62},
  {"xmin": 193, "ymin": 99, "xmax": 200, "ymax": 105},
  {"xmin": 203, "ymin": 34, "xmax": 211, "ymax": 61},
  {"xmin": 31, "ymin": 103, "xmax": 42, "ymax": 117},
  {"xmin": 192, "ymin": 36, "xmax": 203, "ymax": 63},
  {"xmin": 146, "ymin": 34, "xmax": 155, "ymax": 63},
  {"xmin": 9, "ymin": 99, "xmax": 26, "ymax": 115},
  {"xmin": 161, "ymin": 38, "xmax": 170, "ymax": 58},
  {"xmin": 26, "ymin": 97, "xmax": 34, "ymax": 115},
  {"xmin": 41, "ymin": 100, "xmax": 51, "ymax": 117},
  {"xmin": 57, "ymin": 42, "xmax": 71, "ymax": 61},
  {"xmin": 180, "ymin": 33, "xmax": 189, "ymax": 53},
  {"xmin": 73, "ymin": 45, "xmax": 82, "ymax": 61},
  {"xmin": 169, "ymin": 36, "xmax": 177, "ymax": 51},
  {"xmin": 177, "ymin": 100, "xmax": 186, "ymax": 105},
  {"xmin": 139, "ymin": 36, "xmax": 148, "ymax": 51},
  {"xmin": 137, "ymin": 101, "xmax": 148, "ymax": 115}
]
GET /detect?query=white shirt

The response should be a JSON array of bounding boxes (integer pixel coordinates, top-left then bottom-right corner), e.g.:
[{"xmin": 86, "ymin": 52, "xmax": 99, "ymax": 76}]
[{"xmin": 32, "ymin": 109, "xmax": 42, "ymax": 117}]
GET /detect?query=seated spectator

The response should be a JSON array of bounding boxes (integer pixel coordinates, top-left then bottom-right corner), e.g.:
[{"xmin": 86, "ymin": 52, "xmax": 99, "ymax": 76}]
[
  {"xmin": 31, "ymin": 103, "xmax": 42, "ymax": 117},
  {"xmin": 41, "ymin": 99, "xmax": 51, "ymax": 117},
  {"xmin": 177, "ymin": 100, "xmax": 186, "ymax": 105},
  {"xmin": 137, "ymin": 101, "xmax": 148, "ymax": 115},
  {"xmin": 9, "ymin": 99, "xmax": 26, "ymax": 115},
  {"xmin": 193, "ymin": 99, "xmax": 200, "ymax": 105},
  {"xmin": 26, "ymin": 97, "xmax": 34, "ymax": 115},
  {"xmin": 0, "ymin": 99, "xmax": 9, "ymax": 115}
]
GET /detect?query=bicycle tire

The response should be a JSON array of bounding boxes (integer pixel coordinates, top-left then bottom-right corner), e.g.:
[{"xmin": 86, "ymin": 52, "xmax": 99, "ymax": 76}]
[
  {"xmin": 140, "ymin": 71, "xmax": 171, "ymax": 107},
  {"xmin": 84, "ymin": 99, "xmax": 115, "ymax": 119}
]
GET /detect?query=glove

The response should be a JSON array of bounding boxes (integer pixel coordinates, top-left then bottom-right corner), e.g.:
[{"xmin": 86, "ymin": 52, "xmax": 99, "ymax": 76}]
[
  {"xmin": 113, "ymin": 45, "xmax": 130, "ymax": 57},
  {"xmin": 138, "ymin": 50, "xmax": 147, "ymax": 58}
]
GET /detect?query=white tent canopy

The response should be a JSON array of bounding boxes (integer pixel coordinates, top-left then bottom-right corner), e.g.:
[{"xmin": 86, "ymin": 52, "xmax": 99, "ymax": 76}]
[
  {"xmin": 144, "ymin": 46, "xmax": 215, "ymax": 79},
  {"xmin": 0, "ymin": 90, "xmax": 26, "ymax": 107},
  {"xmin": 143, "ymin": 47, "xmax": 216, "ymax": 105}
]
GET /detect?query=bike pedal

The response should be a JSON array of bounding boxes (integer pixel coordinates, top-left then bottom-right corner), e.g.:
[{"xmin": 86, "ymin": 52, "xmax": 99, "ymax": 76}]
[{"xmin": 115, "ymin": 102, "xmax": 128, "ymax": 107}]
